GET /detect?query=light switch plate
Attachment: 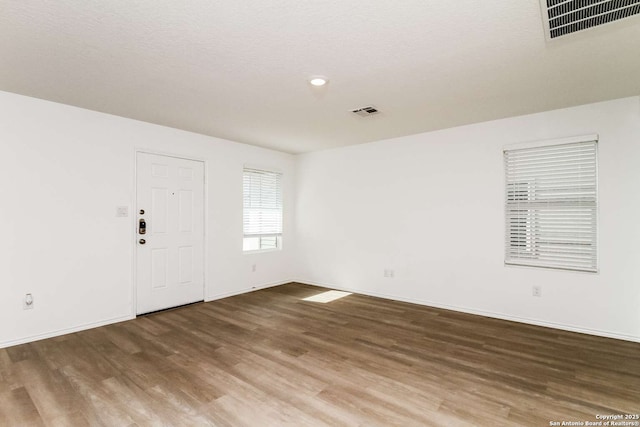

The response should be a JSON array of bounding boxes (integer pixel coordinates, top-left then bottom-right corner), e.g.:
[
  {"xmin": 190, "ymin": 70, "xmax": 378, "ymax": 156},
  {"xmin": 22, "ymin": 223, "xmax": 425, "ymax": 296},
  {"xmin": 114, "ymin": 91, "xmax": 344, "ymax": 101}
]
[{"xmin": 116, "ymin": 206, "xmax": 129, "ymax": 217}]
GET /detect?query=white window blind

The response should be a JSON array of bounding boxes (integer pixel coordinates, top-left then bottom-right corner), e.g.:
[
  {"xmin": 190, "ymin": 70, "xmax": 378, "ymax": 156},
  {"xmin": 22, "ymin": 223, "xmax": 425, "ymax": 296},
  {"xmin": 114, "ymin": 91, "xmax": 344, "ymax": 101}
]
[
  {"xmin": 243, "ymin": 168, "xmax": 282, "ymax": 250},
  {"xmin": 504, "ymin": 138, "xmax": 598, "ymax": 272}
]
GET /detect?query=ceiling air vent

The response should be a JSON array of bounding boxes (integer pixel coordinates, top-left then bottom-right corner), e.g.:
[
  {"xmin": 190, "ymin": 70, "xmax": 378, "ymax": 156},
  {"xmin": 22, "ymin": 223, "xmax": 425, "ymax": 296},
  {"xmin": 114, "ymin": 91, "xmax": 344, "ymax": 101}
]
[
  {"xmin": 351, "ymin": 106, "xmax": 380, "ymax": 117},
  {"xmin": 540, "ymin": 0, "xmax": 640, "ymax": 39}
]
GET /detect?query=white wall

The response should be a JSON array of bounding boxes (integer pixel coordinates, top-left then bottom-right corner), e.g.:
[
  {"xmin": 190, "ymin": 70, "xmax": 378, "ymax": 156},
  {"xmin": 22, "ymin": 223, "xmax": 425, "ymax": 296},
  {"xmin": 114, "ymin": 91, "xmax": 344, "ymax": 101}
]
[
  {"xmin": 0, "ymin": 91, "xmax": 295, "ymax": 348},
  {"xmin": 3, "ymin": 92, "xmax": 639, "ymax": 348},
  {"xmin": 295, "ymin": 96, "xmax": 640, "ymax": 342}
]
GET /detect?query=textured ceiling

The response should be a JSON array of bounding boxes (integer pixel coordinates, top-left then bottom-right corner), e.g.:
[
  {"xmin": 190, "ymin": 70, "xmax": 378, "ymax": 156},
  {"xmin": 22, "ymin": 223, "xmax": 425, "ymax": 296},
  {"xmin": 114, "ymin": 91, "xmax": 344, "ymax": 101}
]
[{"xmin": 1, "ymin": 1, "xmax": 639, "ymax": 153}]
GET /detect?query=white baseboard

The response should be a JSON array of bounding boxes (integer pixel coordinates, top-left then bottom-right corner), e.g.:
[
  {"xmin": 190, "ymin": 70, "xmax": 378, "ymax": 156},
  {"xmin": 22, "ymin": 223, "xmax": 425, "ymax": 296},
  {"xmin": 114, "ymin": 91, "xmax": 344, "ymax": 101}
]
[
  {"xmin": 7, "ymin": 279, "xmax": 634, "ymax": 348},
  {"xmin": 0, "ymin": 314, "xmax": 135, "ymax": 349},
  {"xmin": 296, "ymin": 278, "xmax": 640, "ymax": 344},
  {"xmin": 1, "ymin": 281, "xmax": 293, "ymax": 349},
  {"xmin": 206, "ymin": 280, "xmax": 292, "ymax": 302}
]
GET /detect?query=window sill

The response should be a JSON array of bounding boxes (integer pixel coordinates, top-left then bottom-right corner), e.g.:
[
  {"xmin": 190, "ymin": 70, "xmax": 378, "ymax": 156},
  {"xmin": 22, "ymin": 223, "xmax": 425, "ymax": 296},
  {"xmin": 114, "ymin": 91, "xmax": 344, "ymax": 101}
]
[{"xmin": 243, "ymin": 248, "xmax": 282, "ymax": 255}]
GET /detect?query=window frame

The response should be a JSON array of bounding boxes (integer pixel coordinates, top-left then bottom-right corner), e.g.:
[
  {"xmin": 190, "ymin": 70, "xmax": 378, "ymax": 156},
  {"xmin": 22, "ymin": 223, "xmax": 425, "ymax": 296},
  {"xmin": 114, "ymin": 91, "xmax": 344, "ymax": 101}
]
[
  {"xmin": 242, "ymin": 166, "xmax": 283, "ymax": 253},
  {"xmin": 503, "ymin": 135, "xmax": 599, "ymax": 273}
]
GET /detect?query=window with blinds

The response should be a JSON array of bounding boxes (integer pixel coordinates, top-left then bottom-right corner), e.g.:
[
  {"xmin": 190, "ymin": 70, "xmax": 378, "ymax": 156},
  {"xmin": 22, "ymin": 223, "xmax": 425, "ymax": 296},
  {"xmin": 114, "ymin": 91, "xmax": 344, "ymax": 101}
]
[
  {"xmin": 504, "ymin": 137, "xmax": 598, "ymax": 272},
  {"xmin": 243, "ymin": 168, "xmax": 283, "ymax": 251}
]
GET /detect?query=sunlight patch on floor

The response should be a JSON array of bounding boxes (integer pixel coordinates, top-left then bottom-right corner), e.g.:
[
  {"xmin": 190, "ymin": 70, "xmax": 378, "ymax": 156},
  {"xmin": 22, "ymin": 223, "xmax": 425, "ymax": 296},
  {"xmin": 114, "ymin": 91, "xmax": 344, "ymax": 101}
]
[{"xmin": 302, "ymin": 290, "xmax": 352, "ymax": 303}]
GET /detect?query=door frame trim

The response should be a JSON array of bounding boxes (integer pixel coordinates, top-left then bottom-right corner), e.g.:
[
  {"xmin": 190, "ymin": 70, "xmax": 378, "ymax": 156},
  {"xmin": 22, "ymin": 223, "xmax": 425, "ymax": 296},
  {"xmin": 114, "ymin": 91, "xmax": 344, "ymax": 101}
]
[{"xmin": 133, "ymin": 148, "xmax": 208, "ymax": 317}]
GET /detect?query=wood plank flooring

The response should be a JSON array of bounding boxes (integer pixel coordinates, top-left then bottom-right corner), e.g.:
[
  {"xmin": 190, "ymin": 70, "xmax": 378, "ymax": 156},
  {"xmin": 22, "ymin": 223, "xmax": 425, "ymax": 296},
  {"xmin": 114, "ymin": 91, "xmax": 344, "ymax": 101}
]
[{"xmin": 1, "ymin": 282, "xmax": 639, "ymax": 426}]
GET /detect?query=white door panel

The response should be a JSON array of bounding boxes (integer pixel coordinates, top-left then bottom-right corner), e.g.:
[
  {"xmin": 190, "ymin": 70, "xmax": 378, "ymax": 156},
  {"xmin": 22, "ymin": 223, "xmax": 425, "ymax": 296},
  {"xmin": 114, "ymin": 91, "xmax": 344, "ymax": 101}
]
[{"xmin": 136, "ymin": 152, "xmax": 205, "ymax": 315}]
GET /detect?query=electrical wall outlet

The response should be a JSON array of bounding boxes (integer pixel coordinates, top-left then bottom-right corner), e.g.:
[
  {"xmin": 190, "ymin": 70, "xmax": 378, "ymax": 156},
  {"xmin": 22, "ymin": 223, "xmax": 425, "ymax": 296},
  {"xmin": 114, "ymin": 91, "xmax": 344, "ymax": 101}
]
[
  {"xmin": 384, "ymin": 269, "xmax": 395, "ymax": 278},
  {"xmin": 532, "ymin": 285, "xmax": 542, "ymax": 297},
  {"xmin": 252, "ymin": 264, "xmax": 256, "ymax": 273},
  {"xmin": 23, "ymin": 293, "xmax": 34, "ymax": 310}
]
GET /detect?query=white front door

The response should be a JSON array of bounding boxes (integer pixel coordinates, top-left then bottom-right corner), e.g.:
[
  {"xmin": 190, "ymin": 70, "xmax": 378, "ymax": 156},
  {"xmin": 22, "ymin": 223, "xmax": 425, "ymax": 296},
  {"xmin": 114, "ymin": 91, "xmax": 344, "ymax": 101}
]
[{"xmin": 135, "ymin": 152, "xmax": 205, "ymax": 315}]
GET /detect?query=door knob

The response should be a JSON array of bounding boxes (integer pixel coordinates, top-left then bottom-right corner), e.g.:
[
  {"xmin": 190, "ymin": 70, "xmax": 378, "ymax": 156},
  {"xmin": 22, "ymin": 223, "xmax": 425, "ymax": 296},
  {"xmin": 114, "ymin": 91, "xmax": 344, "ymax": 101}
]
[{"xmin": 139, "ymin": 239, "xmax": 146, "ymax": 245}]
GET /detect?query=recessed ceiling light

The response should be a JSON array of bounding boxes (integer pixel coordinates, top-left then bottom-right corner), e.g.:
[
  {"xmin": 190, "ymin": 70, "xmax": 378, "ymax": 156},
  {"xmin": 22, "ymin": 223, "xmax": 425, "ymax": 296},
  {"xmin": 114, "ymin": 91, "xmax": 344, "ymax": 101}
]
[{"xmin": 309, "ymin": 76, "xmax": 328, "ymax": 86}]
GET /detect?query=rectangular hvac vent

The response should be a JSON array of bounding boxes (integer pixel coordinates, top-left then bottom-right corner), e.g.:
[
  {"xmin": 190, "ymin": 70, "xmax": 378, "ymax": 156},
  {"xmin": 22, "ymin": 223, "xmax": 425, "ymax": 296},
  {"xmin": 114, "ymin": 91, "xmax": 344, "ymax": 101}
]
[
  {"xmin": 351, "ymin": 106, "xmax": 380, "ymax": 117},
  {"xmin": 540, "ymin": 0, "xmax": 640, "ymax": 39}
]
